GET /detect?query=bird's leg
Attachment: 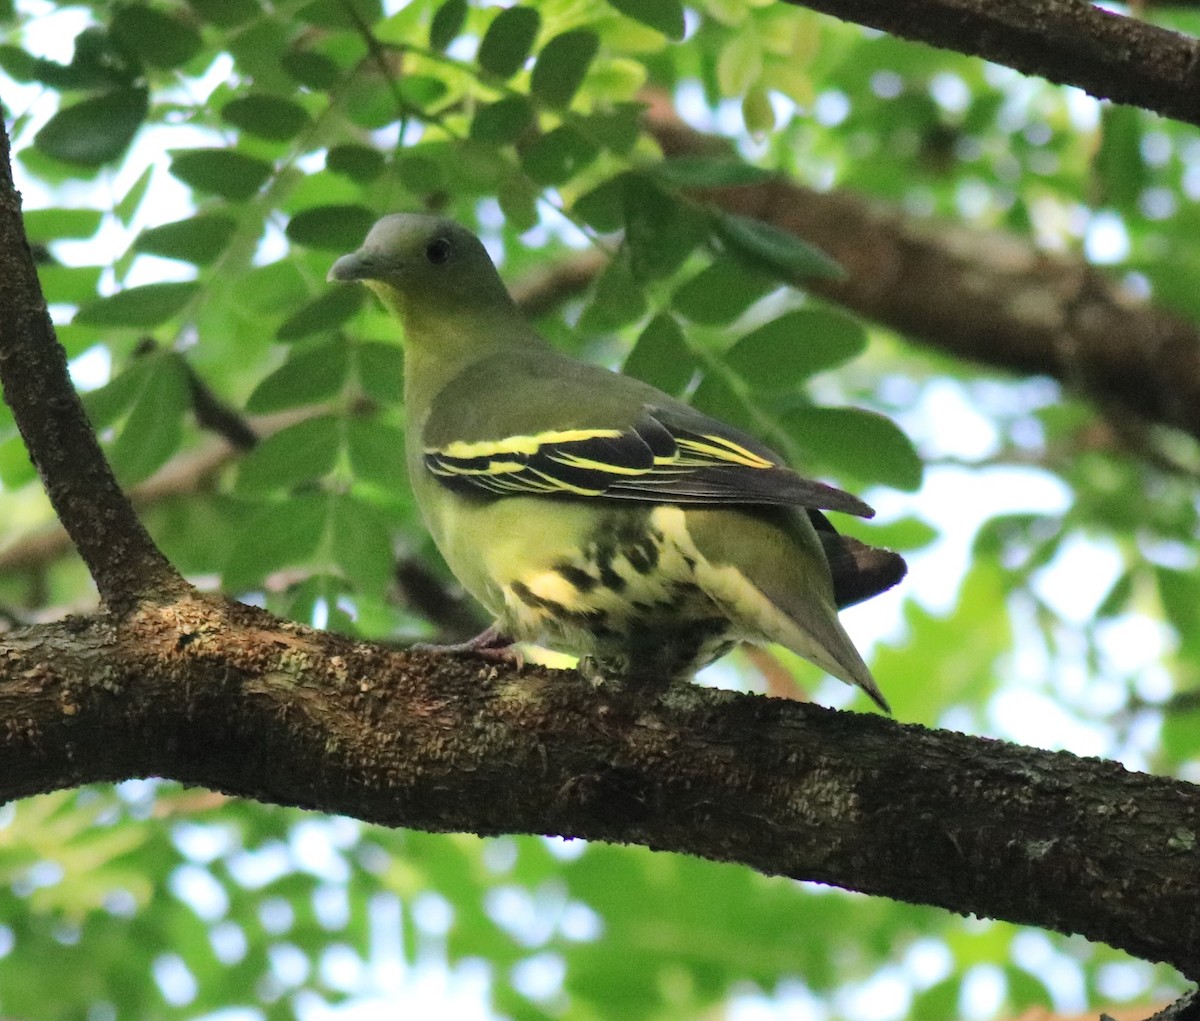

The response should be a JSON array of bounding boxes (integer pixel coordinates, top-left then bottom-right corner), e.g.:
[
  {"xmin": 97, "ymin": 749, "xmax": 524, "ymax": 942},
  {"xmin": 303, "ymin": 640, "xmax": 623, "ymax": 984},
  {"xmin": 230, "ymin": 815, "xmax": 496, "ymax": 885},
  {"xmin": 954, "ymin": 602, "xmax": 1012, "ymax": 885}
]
[{"xmin": 410, "ymin": 624, "xmax": 523, "ymax": 664}]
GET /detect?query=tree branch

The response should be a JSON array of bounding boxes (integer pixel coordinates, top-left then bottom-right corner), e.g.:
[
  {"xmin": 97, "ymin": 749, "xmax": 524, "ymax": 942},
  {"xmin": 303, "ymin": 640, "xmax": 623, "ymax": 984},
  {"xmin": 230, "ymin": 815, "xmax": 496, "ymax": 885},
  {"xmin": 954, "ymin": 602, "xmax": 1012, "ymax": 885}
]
[
  {"xmin": 0, "ymin": 596, "xmax": 1197, "ymax": 978},
  {"xmin": 646, "ymin": 106, "xmax": 1200, "ymax": 449},
  {"xmin": 0, "ymin": 113, "xmax": 185, "ymax": 611},
  {"xmin": 783, "ymin": 0, "xmax": 1200, "ymax": 130}
]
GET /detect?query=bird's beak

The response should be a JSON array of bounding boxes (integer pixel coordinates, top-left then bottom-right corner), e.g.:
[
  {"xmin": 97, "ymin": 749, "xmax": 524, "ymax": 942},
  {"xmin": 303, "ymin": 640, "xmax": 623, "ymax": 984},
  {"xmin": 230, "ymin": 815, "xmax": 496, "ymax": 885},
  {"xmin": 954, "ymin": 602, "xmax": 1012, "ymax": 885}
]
[{"xmin": 327, "ymin": 251, "xmax": 379, "ymax": 283}]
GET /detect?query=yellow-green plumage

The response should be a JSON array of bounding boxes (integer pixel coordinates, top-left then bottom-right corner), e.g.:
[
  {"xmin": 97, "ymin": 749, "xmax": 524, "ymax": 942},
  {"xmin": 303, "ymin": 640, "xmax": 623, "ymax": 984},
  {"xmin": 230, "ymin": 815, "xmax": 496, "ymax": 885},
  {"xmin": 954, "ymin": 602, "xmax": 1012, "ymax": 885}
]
[{"xmin": 329, "ymin": 214, "xmax": 904, "ymax": 711}]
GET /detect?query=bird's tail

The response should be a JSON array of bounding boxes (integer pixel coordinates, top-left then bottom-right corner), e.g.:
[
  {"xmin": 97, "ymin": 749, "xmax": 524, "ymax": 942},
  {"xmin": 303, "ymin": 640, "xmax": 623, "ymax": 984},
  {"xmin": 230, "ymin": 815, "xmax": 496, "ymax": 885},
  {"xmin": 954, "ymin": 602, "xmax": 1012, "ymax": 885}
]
[
  {"xmin": 763, "ymin": 586, "xmax": 891, "ymax": 714},
  {"xmin": 683, "ymin": 506, "xmax": 892, "ymax": 713}
]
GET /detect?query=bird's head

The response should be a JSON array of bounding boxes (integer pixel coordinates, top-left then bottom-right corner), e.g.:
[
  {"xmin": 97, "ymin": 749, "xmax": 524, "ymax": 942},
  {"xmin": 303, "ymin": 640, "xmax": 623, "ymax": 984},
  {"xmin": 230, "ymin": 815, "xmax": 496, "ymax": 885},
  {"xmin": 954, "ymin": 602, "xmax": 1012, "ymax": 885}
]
[{"xmin": 327, "ymin": 214, "xmax": 513, "ymax": 323}]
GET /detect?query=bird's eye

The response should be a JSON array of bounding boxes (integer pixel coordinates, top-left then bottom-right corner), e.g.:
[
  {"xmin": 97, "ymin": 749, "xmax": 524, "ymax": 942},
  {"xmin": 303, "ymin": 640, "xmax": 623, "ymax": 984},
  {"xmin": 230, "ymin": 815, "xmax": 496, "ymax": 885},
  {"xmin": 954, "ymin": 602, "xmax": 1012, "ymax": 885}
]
[{"xmin": 425, "ymin": 238, "xmax": 452, "ymax": 265}]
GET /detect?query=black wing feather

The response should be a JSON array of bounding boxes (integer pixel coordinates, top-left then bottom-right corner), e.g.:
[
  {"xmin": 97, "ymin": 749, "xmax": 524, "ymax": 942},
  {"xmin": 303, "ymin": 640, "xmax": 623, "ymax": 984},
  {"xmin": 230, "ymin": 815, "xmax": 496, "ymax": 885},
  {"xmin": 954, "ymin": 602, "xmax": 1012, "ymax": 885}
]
[{"xmin": 424, "ymin": 408, "xmax": 873, "ymax": 517}]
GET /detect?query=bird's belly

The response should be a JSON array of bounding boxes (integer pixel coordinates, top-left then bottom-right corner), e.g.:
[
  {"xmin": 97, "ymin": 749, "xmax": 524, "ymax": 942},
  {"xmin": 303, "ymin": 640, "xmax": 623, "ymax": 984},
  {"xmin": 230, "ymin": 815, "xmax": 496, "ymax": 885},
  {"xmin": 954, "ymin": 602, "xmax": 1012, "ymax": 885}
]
[{"xmin": 452, "ymin": 501, "xmax": 751, "ymax": 684}]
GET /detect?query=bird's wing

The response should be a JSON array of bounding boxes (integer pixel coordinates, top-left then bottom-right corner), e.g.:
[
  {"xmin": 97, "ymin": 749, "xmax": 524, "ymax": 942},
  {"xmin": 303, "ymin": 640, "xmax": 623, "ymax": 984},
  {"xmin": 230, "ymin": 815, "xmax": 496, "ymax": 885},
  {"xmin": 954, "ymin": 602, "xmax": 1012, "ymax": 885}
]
[{"xmin": 424, "ymin": 406, "xmax": 874, "ymax": 517}]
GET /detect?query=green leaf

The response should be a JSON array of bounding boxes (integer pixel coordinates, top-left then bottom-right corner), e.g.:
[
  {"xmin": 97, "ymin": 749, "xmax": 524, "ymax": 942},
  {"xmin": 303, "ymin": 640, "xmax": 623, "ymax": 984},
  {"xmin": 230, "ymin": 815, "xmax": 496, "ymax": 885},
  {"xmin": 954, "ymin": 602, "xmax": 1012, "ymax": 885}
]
[
  {"xmin": 347, "ymin": 418, "xmax": 406, "ymax": 491},
  {"xmin": 82, "ymin": 358, "xmax": 152, "ymax": 430},
  {"xmin": 621, "ymin": 174, "xmax": 705, "ymax": 279},
  {"xmin": 725, "ymin": 309, "xmax": 867, "ymax": 388},
  {"xmin": 606, "ymin": 0, "xmax": 684, "ymax": 39},
  {"xmin": 0, "ymin": 434, "xmax": 37, "ymax": 489},
  {"xmin": 36, "ymin": 264, "xmax": 104, "ymax": 305},
  {"xmin": 236, "ymin": 415, "xmax": 340, "ymax": 494},
  {"xmin": 690, "ymin": 370, "xmax": 755, "ymax": 433},
  {"xmin": 718, "ymin": 30, "xmax": 762, "ymax": 96},
  {"xmin": 574, "ymin": 176, "xmax": 626, "ymax": 232},
  {"xmin": 497, "ymin": 176, "xmax": 539, "ymax": 232},
  {"xmin": 26, "ymin": 28, "xmax": 135, "ymax": 91},
  {"xmin": 223, "ymin": 495, "xmax": 327, "ymax": 590},
  {"xmin": 910, "ymin": 978, "xmax": 963, "ymax": 1021},
  {"xmin": 34, "ymin": 88, "xmax": 148, "ymax": 167},
  {"xmin": 1095, "ymin": 104, "xmax": 1146, "ymax": 210},
  {"xmin": 622, "ymin": 313, "xmax": 696, "ymax": 397},
  {"xmin": 282, "ymin": 49, "xmax": 341, "ymax": 89},
  {"xmin": 222, "ymin": 94, "xmax": 311, "ymax": 141},
  {"xmin": 579, "ymin": 255, "xmax": 645, "ymax": 333},
  {"xmin": 186, "ymin": 0, "xmax": 260, "ymax": 28},
  {"xmin": 1157, "ymin": 567, "xmax": 1200, "ymax": 651},
  {"xmin": 247, "ymin": 341, "xmax": 349, "ymax": 412},
  {"xmin": 226, "ymin": 16, "xmax": 289, "ymax": 84},
  {"xmin": 276, "ymin": 287, "xmax": 366, "ymax": 342},
  {"xmin": 742, "ymin": 84, "xmax": 775, "ymax": 135},
  {"xmin": 110, "ymin": 5, "xmax": 202, "ymax": 68},
  {"xmin": 355, "ymin": 343, "xmax": 404, "ymax": 405},
  {"xmin": 233, "ymin": 260, "xmax": 306, "ymax": 315},
  {"xmin": 582, "ymin": 102, "xmax": 643, "ymax": 153},
  {"xmin": 285, "ymin": 205, "xmax": 376, "ymax": 251},
  {"xmin": 21, "ymin": 208, "xmax": 103, "ymax": 242},
  {"xmin": 330, "ymin": 494, "xmax": 395, "ymax": 590},
  {"xmin": 395, "ymin": 151, "xmax": 444, "ymax": 193},
  {"xmin": 398, "ymin": 74, "xmax": 447, "ymax": 109},
  {"xmin": 0, "ymin": 45, "xmax": 37, "ymax": 83},
  {"xmin": 429, "ymin": 0, "xmax": 466, "ymax": 51},
  {"xmin": 114, "ymin": 163, "xmax": 153, "ymax": 225},
  {"xmin": 326, "ymin": 144, "xmax": 385, "ymax": 183},
  {"xmin": 530, "ymin": 29, "xmax": 598, "ymax": 108},
  {"xmin": 75, "ymin": 281, "xmax": 198, "ymax": 327},
  {"xmin": 519, "ymin": 126, "xmax": 599, "ymax": 185},
  {"xmin": 671, "ymin": 259, "xmax": 775, "ymax": 325},
  {"xmin": 297, "ymin": 0, "xmax": 380, "ymax": 27},
  {"xmin": 1094, "ymin": 570, "xmax": 1133, "ymax": 620},
  {"xmin": 1162, "ymin": 690, "xmax": 1200, "ymax": 762},
  {"xmin": 470, "ymin": 96, "xmax": 534, "ymax": 145},
  {"xmin": 134, "ymin": 214, "xmax": 238, "ymax": 265},
  {"xmin": 341, "ymin": 74, "xmax": 394, "ymax": 129},
  {"xmin": 653, "ymin": 157, "xmax": 774, "ymax": 188},
  {"xmin": 170, "ymin": 149, "xmax": 273, "ymax": 200},
  {"xmin": 710, "ymin": 210, "xmax": 842, "ymax": 282},
  {"xmin": 108, "ymin": 353, "xmax": 190, "ymax": 486},
  {"xmin": 858, "ymin": 515, "xmax": 938, "ymax": 552},
  {"xmin": 783, "ymin": 406, "xmax": 922, "ymax": 490},
  {"xmin": 477, "ymin": 6, "xmax": 539, "ymax": 80}
]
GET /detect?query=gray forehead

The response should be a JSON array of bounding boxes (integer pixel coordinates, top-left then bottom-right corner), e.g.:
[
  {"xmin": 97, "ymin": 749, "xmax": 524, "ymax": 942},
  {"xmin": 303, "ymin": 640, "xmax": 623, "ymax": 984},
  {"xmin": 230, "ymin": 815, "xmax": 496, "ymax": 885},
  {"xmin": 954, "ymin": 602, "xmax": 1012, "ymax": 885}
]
[{"xmin": 364, "ymin": 214, "xmax": 464, "ymax": 249}]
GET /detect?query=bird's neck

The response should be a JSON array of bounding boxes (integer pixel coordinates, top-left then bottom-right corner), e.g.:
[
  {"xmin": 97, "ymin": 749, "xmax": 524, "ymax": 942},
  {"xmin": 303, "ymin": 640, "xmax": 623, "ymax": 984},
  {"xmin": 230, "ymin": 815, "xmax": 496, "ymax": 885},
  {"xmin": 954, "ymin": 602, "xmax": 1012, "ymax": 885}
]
[{"xmin": 400, "ymin": 302, "xmax": 548, "ymax": 423}]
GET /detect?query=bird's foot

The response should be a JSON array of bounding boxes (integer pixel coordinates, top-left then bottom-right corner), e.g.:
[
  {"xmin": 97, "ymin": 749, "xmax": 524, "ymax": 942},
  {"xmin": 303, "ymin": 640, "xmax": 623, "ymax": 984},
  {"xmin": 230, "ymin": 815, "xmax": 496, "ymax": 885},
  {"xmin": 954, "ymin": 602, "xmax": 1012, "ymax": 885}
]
[{"xmin": 410, "ymin": 626, "xmax": 523, "ymax": 666}]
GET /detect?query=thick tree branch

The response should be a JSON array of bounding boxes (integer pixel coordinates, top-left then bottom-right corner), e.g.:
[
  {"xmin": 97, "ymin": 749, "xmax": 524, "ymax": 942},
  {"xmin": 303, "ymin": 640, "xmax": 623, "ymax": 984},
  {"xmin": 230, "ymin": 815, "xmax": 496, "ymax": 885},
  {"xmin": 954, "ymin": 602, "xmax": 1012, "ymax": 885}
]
[
  {"xmin": 0, "ymin": 114, "xmax": 185, "ymax": 611},
  {"xmin": 646, "ymin": 109, "xmax": 1200, "ymax": 448},
  {"xmin": 783, "ymin": 0, "xmax": 1200, "ymax": 130},
  {"xmin": 0, "ymin": 597, "xmax": 1197, "ymax": 978}
]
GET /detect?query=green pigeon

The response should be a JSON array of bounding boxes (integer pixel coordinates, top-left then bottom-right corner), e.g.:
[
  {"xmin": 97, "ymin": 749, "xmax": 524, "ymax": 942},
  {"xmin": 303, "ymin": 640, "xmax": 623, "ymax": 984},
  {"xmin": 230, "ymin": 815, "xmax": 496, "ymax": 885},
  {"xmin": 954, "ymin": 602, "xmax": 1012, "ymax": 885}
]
[{"xmin": 329, "ymin": 214, "xmax": 905, "ymax": 711}]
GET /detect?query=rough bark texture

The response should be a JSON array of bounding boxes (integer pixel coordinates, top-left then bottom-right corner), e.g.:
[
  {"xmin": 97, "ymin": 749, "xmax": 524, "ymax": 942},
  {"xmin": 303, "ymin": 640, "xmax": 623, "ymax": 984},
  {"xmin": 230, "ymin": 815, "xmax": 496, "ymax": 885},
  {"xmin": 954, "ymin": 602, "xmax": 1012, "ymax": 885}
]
[
  {"xmin": 2, "ymin": 596, "xmax": 1199, "ymax": 979},
  {"xmin": 784, "ymin": 0, "xmax": 1200, "ymax": 129}
]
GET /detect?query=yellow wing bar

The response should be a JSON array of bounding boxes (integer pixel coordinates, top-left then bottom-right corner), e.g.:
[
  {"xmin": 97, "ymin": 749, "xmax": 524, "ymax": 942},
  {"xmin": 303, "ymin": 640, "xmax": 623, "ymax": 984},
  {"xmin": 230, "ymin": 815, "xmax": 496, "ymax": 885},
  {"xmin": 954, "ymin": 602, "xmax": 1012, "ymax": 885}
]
[{"xmin": 424, "ymin": 410, "xmax": 872, "ymax": 515}]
